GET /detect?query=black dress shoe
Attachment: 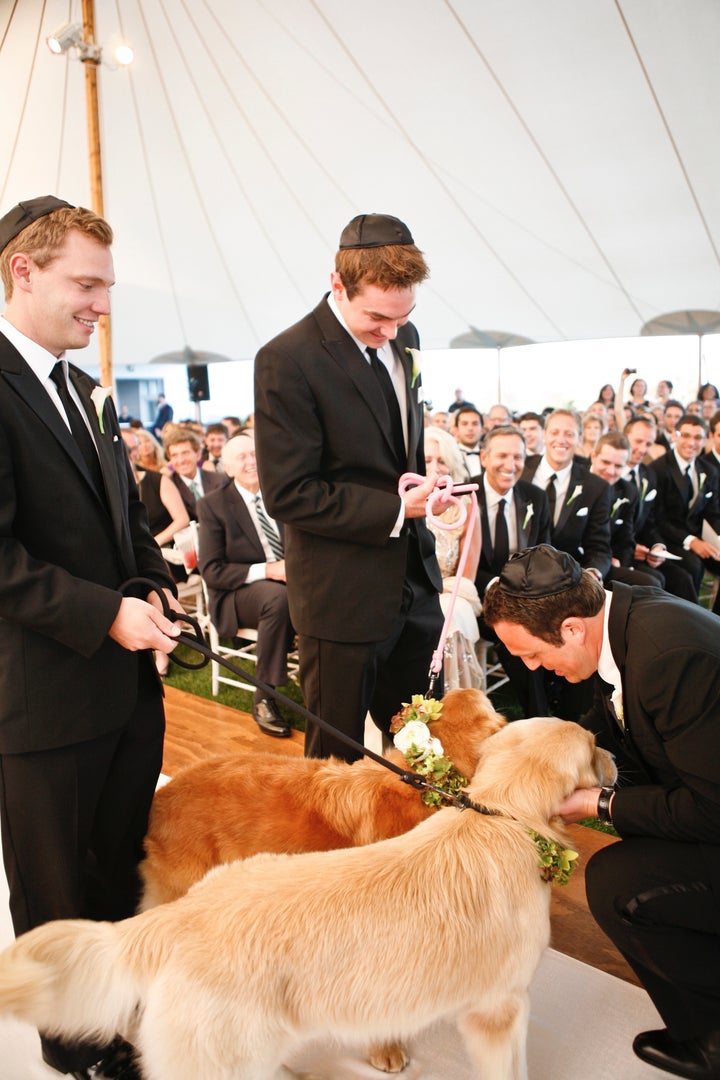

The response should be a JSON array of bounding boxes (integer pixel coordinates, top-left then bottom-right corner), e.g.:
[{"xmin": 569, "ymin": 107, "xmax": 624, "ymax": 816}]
[
  {"xmin": 633, "ymin": 1028, "xmax": 720, "ymax": 1079},
  {"xmin": 253, "ymin": 696, "xmax": 292, "ymax": 738}
]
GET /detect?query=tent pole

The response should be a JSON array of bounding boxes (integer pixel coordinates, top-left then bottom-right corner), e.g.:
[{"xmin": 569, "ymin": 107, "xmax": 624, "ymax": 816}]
[{"xmin": 81, "ymin": 0, "xmax": 113, "ymax": 390}]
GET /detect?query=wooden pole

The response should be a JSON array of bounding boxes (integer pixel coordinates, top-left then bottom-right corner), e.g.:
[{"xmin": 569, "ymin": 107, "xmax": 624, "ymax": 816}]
[{"xmin": 81, "ymin": 0, "xmax": 113, "ymax": 389}]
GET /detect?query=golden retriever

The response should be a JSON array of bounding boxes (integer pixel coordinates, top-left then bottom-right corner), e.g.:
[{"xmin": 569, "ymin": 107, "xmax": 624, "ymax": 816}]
[
  {"xmin": 138, "ymin": 687, "xmax": 506, "ymax": 911},
  {"xmin": 0, "ymin": 717, "xmax": 615, "ymax": 1080}
]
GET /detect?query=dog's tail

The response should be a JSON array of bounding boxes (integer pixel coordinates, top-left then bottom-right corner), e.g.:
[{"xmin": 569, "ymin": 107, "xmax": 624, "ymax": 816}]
[{"xmin": 0, "ymin": 918, "xmax": 140, "ymax": 1043}]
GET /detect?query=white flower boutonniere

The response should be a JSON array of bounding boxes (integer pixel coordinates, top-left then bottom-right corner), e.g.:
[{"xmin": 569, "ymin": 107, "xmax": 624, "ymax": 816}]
[
  {"xmin": 566, "ymin": 484, "xmax": 583, "ymax": 507},
  {"xmin": 405, "ymin": 347, "xmax": 422, "ymax": 388},
  {"xmin": 699, "ymin": 473, "xmax": 706, "ymax": 492},
  {"xmin": 611, "ymin": 687, "xmax": 625, "ymax": 730},
  {"xmin": 522, "ymin": 504, "xmax": 534, "ymax": 530},
  {"xmin": 90, "ymin": 386, "xmax": 113, "ymax": 435},
  {"xmin": 640, "ymin": 476, "xmax": 648, "ymax": 502},
  {"xmin": 611, "ymin": 496, "xmax": 629, "ymax": 519}
]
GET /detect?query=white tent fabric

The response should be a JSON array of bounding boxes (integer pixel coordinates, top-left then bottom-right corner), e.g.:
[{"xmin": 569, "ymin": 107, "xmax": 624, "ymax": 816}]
[{"xmin": 1, "ymin": 0, "xmax": 719, "ymax": 372}]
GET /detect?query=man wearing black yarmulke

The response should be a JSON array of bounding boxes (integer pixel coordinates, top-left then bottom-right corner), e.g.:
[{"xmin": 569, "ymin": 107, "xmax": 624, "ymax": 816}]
[
  {"xmin": 0, "ymin": 196, "xmax": 183, "ymax": 1078},
  {"xmin": 254, "ymin": 214, "xmax": 443, "ymax": 761},
  {"xmin": 483, "ymin": 545, "xmax": 720, "ymax": 1080}
]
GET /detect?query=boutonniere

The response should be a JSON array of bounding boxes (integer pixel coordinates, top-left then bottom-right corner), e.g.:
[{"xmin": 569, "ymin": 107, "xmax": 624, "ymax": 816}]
[
  {"xmin": 640, "ymin": 476, "xmax": 648, "ymax": 501},
  {"xmin": 405, "ymin": 347, "xmax": 422, "ymax": 388},
  {"xmin": 611, "ymin": 496, "xmax": 629, "ymax": 519},
  {"xmin": 566, "ymin": 484, "xmax": 583, "ymax": 506},
  {"xmin": 611, "ymin": 687, "xmax": 625, "ymax": 730},
  {"xmin": 522, "ymin": 504, "xmax": 534, "ymax": 530},
  {"xmin": 90, "ymin": 386, "xmax": 113, "ymax": 435},
  {"xmin": 699, "ymin": 473, "xmax": 706, "ymax": 492}
]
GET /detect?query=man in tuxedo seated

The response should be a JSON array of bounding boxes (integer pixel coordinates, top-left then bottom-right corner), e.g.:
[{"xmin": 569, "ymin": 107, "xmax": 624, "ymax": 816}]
[
  {"xmin": 453, "ymin": 404, "xmax": 483, "ymax": 479},
  {"xmin": 653, "ymin": 414, "xmax": 720, "ymax": 614},
  {"xmin": 201, "ymin": 421, "xmax": 229, "ymax": 473},
  {"xmin": 521, "ymin": 409, "xmax": 612, "ymax": 718},
  {"xmin": 589, "ymin": 432, "xmax": 662, "ymax": 588},
  {"xmin": 164, "ymin": 427, "xmax": 225, "ymax": 520},
  {"xmin": 701, "ymin": 409, "xmax": 720, "ymax": 472},
  {"xmin": 469, "ymin": 425, "xmax": 551, "ymax": 715},
  {"xmin": 197, "ymin": 434, "xmax": 294, "ymax": 738},
  {"xmin": 624, "ymin": 417, "xmax": 696, "ymax": 601}
]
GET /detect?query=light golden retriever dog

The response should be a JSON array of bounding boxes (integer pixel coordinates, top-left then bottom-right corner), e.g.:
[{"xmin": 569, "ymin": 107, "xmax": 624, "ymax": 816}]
[
  {"xmin": 139, "ymin": 687, "xmax": 506, "ymax": 911},
  {"xmin": 0, "ymin": 718, "xmax": 615, "ymax": 1080}
]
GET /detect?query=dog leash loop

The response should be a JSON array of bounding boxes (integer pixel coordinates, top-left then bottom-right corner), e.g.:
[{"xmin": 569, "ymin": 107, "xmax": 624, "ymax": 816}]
[{"xmin": 119, "ymin": 577, "xmax": 209, "ymax": 670}]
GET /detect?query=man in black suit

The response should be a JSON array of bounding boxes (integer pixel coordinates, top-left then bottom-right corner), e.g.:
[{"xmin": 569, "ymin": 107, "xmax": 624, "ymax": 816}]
[
  {"xmin": 197, "ymin": 434, "xmax": 294, "ymax": 738},
  {"xmin": 254, "ymin": 213, "xmax": 443, "ymax": 761},
  {"xmin": 469, "ymin": 425, "xmax": 551, "ymax": 714},
  {"xmin": 0, "ymin": 196, "xmax": 182, "ymax": 1078},
  {"xmin": 484, "ymin": 545, "xmax": 720, "ymax": 1080},
  {"xmin": 152, "ymin": 392, "xmax": 173, "ymax": 439},
  {"xmin": 521, "ymin": 409, "xmax": 612, "ymax": 718},
  {"xmin": 652, "ymin": 414, "xmax": 720, "ymax": 613},
  {"xmin": 521, "ymin": 408, "xmax": 612, "ymax": 581},
  {"xmin": 624, "ymin": 416, "xmax": 696, "ymax": 601},
  {"xmin": 165, "ymin": 427, "xmax": 225, "ymax": 520}
]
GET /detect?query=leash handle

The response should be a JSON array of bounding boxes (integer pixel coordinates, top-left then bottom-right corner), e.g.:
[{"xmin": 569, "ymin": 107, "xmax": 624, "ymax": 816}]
[
  {"xmin": 398, "ymin": 472, "xmax": 479, "ymax": 531},
  {"xmin": 119, "ymin": 577, "xmax": 209, "ymax": 670}
]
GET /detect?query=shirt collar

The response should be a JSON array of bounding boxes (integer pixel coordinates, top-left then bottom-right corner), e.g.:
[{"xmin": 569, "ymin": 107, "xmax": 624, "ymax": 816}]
[
  {"xmin": 597, "ymin": 590, "xmax": 621, "ymax": 690},
  {"xmin": 483, "ymin": 475, "xmax": 512, "ymax": 508},
  {"xmin": 673, "ymin": 447, "xmax": 693, "ymax": 473},
  {"xmin": 326, "ymin": 292, "xmax": 392, "ymax": 366},
  {"xmin": 0, "ymin": 314, "xmax": 63, "ymax": 384},
  {"xmin": 537, "ymin": 456, "xmax": 573, "ymax": 485}
]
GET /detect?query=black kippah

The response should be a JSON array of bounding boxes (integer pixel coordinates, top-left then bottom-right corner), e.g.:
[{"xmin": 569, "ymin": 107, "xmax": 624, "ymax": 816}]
[
  {"xmin": 0, "ymin": 196, "xmax": 74, "ymax": 253},
  {"xmin": 497, "ymin": 545, "xmax": 583, "ymax": 598},
  {"xmin": 339, "ymin": 213, "xmax": 414, "ymax": 249}
]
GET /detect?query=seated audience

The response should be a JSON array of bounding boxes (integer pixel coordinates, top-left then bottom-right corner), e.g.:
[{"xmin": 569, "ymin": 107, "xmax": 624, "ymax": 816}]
[
  {"xmin": 198, "ymin": 435, "xmax": 295, "ymax": 738},
  {"xmin": 701, "ymin": 410, "xmax": 720, "ymax": 471},
  {"xmin": 579, "ymin": 412, "xmax": 605, "ymax": 461},
  {"xmin": 202, "ymin": 422, "xmax": 229, "ymax": 473},
  {"xmin": 452, "ymin": 405, "xmax": 483, "ymax": 479},
  {"xmin": 136, "ymin": 428, "xmax": 166, "ymax": 472}
]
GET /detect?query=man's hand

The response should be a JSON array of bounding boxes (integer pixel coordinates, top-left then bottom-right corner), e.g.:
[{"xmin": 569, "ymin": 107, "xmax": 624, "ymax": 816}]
[
  {"xmin": 403, "ymin": 474, "xmax": 440, "ymax": 519},
  {"xmin": 558, "ymin": 787, "xmax": 602, "ymax": 823},
  {"xmin": 689, "ymin": 537, "xmax": 720, "ymax": 560},
  {"xmin": 266, "ymin": 559, "xmax": 287, "ymax": 582},
  {"xmin": 108, "ymin": 597, "xmax": 182, "ymax": 653},
  {"xmin": 647, "ymin": 544, "xmax": 667, "ymax": 568}
]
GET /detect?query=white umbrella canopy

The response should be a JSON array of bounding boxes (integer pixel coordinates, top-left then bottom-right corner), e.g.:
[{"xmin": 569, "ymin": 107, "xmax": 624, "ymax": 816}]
[{"xmin": 1, "ymin": 0, "xmax": 719, "ymax": 376}]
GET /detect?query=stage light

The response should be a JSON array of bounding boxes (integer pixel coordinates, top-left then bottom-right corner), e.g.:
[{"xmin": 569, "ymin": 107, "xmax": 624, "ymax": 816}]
[{"xmin": 46, "ymin": 21, "xmax": 83, "ymax": 55}]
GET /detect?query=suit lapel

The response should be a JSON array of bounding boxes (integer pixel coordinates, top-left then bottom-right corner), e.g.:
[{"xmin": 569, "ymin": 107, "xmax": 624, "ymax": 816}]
[
  {"xmin": 227, "ymin": 485, "xmax": 266, "ymax": 561},
  {"xmin": 314, "ymin": 298, "xmax": 408, "ymax": 469},
  {"xmin": 514, "ymin": 488, "xmax": 532, "ymax": 548},
  {"xmin": 2, "ymin": 353, "xmax": 106, "ymax": 503},
  {"xmin": 555, "ymin": 463, "xmax": 584, "ymax": 532}
]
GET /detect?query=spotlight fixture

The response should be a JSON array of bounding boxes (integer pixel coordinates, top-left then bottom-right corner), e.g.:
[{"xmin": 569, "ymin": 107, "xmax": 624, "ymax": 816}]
[
  {"xmin": 113, "ymin": 43, "xmax": 134, "ymax": 67},
  {"xmin": 46, "ymin": 21, "xmax": 83, "ymax": 54}
]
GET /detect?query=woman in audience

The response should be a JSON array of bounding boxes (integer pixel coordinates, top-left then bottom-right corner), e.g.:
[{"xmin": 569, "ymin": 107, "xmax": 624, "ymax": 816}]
[
  {"xmin": 596, "ymin": 383, "xmax": 615, "ymax": 408},
  {"xmin": 137, "ymin": 428, "xmax": 166, "ymax": 472},
  {"xmin": 424, "ymin": 427, "xmax": 484, "ymax": 691},
  {"xmin": 579, "ymin": 413, "xmax": 605, "ymax": 460}
]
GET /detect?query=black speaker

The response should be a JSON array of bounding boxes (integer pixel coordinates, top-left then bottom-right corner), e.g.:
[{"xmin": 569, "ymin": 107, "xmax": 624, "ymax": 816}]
[{"xmin": 187, "ymin": 364, "xmax": 210, "ymax": 403}]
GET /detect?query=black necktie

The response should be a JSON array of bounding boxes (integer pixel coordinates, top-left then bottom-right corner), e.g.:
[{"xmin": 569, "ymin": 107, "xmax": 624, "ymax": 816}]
[
  {"xmin": 628, "ymin": 469, "xmax": 638, "ymax": 490},
  {"xmin": 254, "ymin": 494, "xmax": 284, "ymax": 560},
  {"xmin": 546, "ymin": 473, "xmax": 557, "ymax": 524},
  {"xmin": 493, "ymin": 498, "xmax": 509, "ymax": 572},
  {"xmin": 50, "ymin": 362, "xmax": 105, "ymax": 495},
  {"xmin": 685, "ymin": 465, "xmax": 695, "ymax": 506},
  {"xmin": 367, "ymin": 348, "xmax": 405, "ymax": 465}
]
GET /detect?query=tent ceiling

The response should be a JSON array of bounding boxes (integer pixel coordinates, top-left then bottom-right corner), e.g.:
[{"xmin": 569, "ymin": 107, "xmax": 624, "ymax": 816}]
[{"xmin": 1, "ymin": 0, "xmax": 719, "ymax": 369}]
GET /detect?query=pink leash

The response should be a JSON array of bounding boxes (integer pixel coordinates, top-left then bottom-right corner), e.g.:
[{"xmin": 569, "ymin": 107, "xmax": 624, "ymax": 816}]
[{"xmin": 398, "ymin": 473, "xmax": 479, "ymax": 696}]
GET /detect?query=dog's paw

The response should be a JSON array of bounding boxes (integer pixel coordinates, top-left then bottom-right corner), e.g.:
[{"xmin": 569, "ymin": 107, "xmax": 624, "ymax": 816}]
[{"xmin": 367, "ymin": 1040, "xmax": 409, "ymax": 1073}]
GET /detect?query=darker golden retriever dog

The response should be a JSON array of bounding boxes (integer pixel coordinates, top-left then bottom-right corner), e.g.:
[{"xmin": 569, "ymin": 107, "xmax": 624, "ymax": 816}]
[
  {"xmin": 0, "ymin": 718, "xmax": 615, "ymax": 1080},
  {"xmin": 138, "ymin": 687, "xmax": 506, "ymax": 911}
]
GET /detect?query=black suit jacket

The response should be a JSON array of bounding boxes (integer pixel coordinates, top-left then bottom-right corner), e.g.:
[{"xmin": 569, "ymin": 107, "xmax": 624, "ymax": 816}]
[
  {"xmin": 583, "ymin": 583, "xmax": 720, "ymax": 844},
  {"xmin": 468, "ymin": 477, "xmax": 551, "ymax": 597},
  {"xmin": 521, "ymin": 458, "xmax": 612, "ymax": 579},
  {"xmin": 652, "ymin": 450, "xmax": 720, "ymax": 550},
  {"xmin": 0, "ymin": 334, "xmax": 174, "ymax": 753},
  {"xmin": 197, "ymin": 482, "xmax": 283, "ymax": 637},
  {"xmin": 170, "ymin": 468, "xmax": 225, "ymax": 521},
  {"xmin": 253, "ymin": 295, "xmax": 441, "ymax": 642},
  {"xmin": 632, "ymin": 461, "xmax": 664, "ymax": 549},
  {"xmin": 608, "ymin": 477, "xmax": 639, "ymax": 566}
]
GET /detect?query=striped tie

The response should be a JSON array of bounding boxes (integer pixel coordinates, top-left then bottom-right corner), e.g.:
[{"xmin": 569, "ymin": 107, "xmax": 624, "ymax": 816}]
[{"xmin": 254, "ymin": 494, "xmax": 284, "ymax": 560}]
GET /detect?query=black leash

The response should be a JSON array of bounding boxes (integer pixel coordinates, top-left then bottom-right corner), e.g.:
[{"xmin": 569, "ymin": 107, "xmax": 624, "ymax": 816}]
[{"xmin": 121, "ymin": 578, "xmax": 431, "ymax": 794}]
